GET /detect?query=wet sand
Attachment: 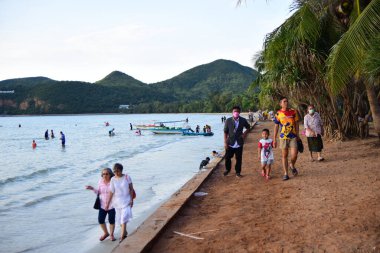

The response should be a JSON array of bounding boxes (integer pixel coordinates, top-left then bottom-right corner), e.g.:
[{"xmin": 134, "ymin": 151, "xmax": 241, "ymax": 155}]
[{"xmin": 148, "ymin": 121, "xmax": 380, "ymax": 253}]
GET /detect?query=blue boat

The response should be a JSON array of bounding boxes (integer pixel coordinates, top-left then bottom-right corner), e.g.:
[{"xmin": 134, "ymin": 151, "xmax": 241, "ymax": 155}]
[{"xmin": 182, "ymin": 130, "xmax": 214, "ymax": 136}]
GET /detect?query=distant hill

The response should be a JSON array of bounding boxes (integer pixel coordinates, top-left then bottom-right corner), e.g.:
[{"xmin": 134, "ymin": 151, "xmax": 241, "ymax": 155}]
[
  {"xmin": 152, "ymin": 59, "xmax": 258, "ymax": 100},
  {"xmin": 95, "ymin": 71, "xmax": 146, "ymax": 88},
  {"xmin": 0, "ymin": 77, "xmax": 55, "ymax": 87},
  {"xmin": 0, "ymin": 59, "xmax": 258, "ymax": 114}
]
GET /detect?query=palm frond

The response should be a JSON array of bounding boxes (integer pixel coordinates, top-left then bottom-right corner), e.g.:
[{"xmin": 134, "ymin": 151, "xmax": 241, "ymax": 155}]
[
  {"xmin": 364, "ymin": 35, "xmax": 380, "ymax": 79},
  {"xmin": 327, "ymin": 0, "xmax": 380, "ymax": 94}
]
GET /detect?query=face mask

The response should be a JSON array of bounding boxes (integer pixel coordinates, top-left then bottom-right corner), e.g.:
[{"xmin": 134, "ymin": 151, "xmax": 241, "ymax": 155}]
[
  {"xmin": 308, "ymin": 109, "xmax": 315, "ymax": 115},
  {"xmin": 233, "ymin": 112, "xmax": 240, "ymax": 118}
]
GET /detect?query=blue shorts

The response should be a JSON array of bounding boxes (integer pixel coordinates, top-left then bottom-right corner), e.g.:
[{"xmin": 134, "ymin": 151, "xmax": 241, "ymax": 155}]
[{"xmin": 261, "ymin": 159, "xmax": 273, "ymax": 165}]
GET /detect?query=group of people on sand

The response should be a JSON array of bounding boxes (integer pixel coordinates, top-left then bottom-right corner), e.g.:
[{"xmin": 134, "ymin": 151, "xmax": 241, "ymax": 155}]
[
  {"xmin": 85, "ymin": 98, "xmax": 324, "ymax": 244},
  {"xmin": 223, "ymin": 97, "xmax": 324, "ymax": 181},
  {"xmin": 33, "ymin": 130, "xmax": 65, "ymax": 148},
  {"xmin": 86, "ymin": 163, "xmax": 135, "ymax": 243}
]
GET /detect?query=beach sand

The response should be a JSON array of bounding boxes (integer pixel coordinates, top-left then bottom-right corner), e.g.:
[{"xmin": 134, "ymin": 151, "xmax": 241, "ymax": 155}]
[{"xmin": 148, "ymin": 121, "xmax": 380, "ymax": 253}]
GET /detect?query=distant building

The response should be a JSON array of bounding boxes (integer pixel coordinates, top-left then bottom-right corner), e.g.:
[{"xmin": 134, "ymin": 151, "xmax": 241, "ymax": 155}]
[
  {"xmin": 0, "ymin": 90, "xmax": 15, "ymax": 94},
  {"xmin": 119, "ymin": 105, "xmax": 130, "ymax": 109}
]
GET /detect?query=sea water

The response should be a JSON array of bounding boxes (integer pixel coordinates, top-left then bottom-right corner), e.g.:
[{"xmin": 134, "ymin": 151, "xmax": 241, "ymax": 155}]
[{"xmin": 0, "ymin": 114, "xmax": 226, "ymax": 253}]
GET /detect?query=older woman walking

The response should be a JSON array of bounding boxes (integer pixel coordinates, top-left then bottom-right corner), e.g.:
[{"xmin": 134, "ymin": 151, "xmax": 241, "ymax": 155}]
[
  {"xmin": 304, "ymin": 104, "xmax": 324, "ymax": 161},
  {"xmin": 86, "ymin": 168, "xmax": 116, "ymax": 241},
  {"xmin": 105, "ymin": 163, "xmax": 134, "ymax": 243}
]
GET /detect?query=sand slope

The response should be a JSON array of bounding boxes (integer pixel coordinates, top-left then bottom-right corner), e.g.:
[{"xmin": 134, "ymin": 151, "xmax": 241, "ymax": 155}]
[{"xmin": 149, "ymin": 121, "xmax": 380, "ymax": 253}]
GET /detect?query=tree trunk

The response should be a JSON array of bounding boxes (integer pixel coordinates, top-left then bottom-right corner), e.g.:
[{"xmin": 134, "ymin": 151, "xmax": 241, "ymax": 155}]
[{"xmin": 365, "ymin": 83, "xmax": 380, "ymax": 139}]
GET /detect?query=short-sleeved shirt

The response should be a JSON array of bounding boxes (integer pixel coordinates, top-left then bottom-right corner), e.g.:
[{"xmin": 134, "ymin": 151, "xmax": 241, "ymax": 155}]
[
  {"xmin": 110, "ymin": 175, "xmax": 132, "ymax": 208},
  {"xmin": 95, "ymin": 179, "xmax": 114, "ymax": 210},
  {"xmin": 274, "ymin": 109, "xmax": 300, "ymax": 139},
  {"xmin": 258, "ymin": 138, "xmax": 274, "ymax": 162}
]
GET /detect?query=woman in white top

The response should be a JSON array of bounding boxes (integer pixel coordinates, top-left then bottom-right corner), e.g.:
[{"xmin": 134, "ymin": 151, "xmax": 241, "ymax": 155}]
[{"xmin": 105, "ymin": 163, "xmax": 134, "ymax": 243}]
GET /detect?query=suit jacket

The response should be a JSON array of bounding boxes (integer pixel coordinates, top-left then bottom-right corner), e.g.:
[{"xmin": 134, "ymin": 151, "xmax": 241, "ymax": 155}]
[{"xmin": 224, "ymin": 116, "xmax": 250, "ymax": 147}]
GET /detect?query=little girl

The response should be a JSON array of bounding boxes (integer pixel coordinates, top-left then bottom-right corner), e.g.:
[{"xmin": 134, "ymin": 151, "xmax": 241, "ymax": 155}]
[{"xmin": 257, "ymin": 128, "xmax": 274, "ymax": 180}]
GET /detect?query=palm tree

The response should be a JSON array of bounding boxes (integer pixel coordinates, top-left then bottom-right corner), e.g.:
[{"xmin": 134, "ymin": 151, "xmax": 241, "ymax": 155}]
[
  {"xmin": 327, "ymin": 0, "xmax": 380, "ymax": 138},
  {"xmin": 241, "ymin": 0, "xmax": 379, "ymax": 139}
]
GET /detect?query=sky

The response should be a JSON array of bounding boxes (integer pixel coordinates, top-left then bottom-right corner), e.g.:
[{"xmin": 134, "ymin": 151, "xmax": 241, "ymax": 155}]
[{"xmin": 0, "ymin": 0, "xmax": 293, "ymax": 83}]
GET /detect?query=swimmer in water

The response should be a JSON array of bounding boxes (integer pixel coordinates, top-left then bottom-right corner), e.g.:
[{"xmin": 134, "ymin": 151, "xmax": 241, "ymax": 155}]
[{"xmin": 32, "ymin": 140, "xmax": 37, "ymax": 149}]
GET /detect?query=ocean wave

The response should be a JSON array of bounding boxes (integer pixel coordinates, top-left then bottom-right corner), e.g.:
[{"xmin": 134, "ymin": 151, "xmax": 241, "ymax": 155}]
[
  {"xmin": 0, "ymin": 166, "xmax": 66, "ymax": 187},
  {"xmin": 23, "ymin": 192, "xmax": 69, "ymax": 207}
]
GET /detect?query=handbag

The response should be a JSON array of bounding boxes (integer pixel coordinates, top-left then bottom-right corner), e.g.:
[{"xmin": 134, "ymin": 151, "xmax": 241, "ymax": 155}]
[
  {"xmin": 297, "ymin": 139, "xmax": 304, "ymax": 153},
  {"xmin": 132, "ymin": 189, "xmax": 136, "ymax": 200},
  {"xmin": 93, "ymin": 193, "xmax": 100, "ymax": 210}
]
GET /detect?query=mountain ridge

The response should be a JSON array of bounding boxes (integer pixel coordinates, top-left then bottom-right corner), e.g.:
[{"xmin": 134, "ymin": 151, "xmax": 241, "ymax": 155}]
[{"xmin": 0, "ymin": 59, "xmax": 258, "ymax": 114}]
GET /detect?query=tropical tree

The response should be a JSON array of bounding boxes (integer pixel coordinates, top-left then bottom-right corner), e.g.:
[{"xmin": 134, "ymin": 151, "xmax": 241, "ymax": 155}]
[
  {"xmin": 327, "ymin": 0, "xmax": 380, "ymax": 138},
  {"xmin": 244, "ymin": 0, "xmax": 380, "ymax": 139}
]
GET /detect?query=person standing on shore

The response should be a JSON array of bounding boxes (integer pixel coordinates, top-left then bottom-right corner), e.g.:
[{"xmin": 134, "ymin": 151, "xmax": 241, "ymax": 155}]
[
  {"xmin": 106, "ymin": 163, "xmax": 134, "ymax": 243},
  {"xmin": 223, "ymin": 106, "xmax": 250, "ymax": 178},
  {"xmin": 86, "ymin": 168, "xmax": 116, "ymax": 242},
  {"xmin": 304, "ymin": 104, "xmax": 324, "ymax": 162},
  {"xmin": 51, "ymin": 130, "xmax": 55, "ymax": 138},
  {"xmin": 60, "ymin": 131, "xmax": 65, "ymax": 147},
  {"xmin": 273, "ymin": 97, "xmax": 300, "ymax": 181},
  {"xmin": 45, "ymin": 129, "xmax": 49, "ymax": 140}
]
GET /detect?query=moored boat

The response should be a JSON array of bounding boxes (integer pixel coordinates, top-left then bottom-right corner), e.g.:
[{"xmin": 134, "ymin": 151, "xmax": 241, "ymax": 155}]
[{"xmin": 182, "ymin": 130, "xmax": 214, "ymax": 136}]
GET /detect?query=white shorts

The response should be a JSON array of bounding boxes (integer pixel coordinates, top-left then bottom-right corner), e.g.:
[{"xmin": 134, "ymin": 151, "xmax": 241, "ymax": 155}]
[
  {"xmin": 261, "ymin": 159, "xmax": 274, "ymax": 165},
  {"xmin": 115, "ymin": 206, "xmax": 132, "ymax": 224}
]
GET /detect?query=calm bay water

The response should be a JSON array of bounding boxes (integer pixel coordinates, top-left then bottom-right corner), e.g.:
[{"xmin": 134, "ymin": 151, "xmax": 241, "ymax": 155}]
[{"xmin": 0, "ymin": 113, "xmax": 226, "ymax": 253}]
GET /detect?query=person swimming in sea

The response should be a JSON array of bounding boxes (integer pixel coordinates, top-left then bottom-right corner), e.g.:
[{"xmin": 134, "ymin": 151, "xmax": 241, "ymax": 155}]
[
  {"xmin": 51, "ymin": 130, "xmax": 55, "ymax": 138},
  {"xmin": 109, "ymin": 128, "xmax": 115, "ymax": 136},
  {"xmin": 32, "ymin": 140, "xmax": 37, "ymax": 149},
  {"xmin": 45, "ymin": 129, "xmax": 49, "ymax": 140}
]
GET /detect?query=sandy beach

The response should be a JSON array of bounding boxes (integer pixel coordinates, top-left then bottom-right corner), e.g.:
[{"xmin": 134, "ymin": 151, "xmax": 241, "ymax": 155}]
[{"xmin": 148, "ymin": 121, "xmax": 380, "ymax": 253}]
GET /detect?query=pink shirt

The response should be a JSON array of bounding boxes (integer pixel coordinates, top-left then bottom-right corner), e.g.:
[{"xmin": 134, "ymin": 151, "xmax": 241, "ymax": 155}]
[{"xmin": 94, "ymin": 179, "xmax": 114, "ymax": 210}]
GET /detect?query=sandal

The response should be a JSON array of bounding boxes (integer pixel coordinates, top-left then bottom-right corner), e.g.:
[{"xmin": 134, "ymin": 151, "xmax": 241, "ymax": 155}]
[
  {"xmin": 265, "ymin": 175, "xmax": 270, "ymax": 180},
  {"xmin": 110, "ymin": 235, "xmax": 116, "ymax": 241},
  {"xmin": 99, "ymin": 233, "xmax": 109, "ymax": 241},
  {"xmin": 119, "ymin": 233, "xmax": 128, "ymax": 243},
  {"xmin": 291, "ymin": 168, "xmax": 298, "ymax": 176},
  {"xmin": 318, "ymin": 157, "xmax": 324, "ymax": 161}
]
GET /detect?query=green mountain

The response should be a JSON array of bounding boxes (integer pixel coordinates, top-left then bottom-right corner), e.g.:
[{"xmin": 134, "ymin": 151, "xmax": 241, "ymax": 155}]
[
  {"xmin": 0, "ymin": 59, "xmax": 258, "ymax": 114},
  {"xmin": 96, "ymin": 71, "xmax": 145, "ymax": 87},
  {"xmin": 152, "ymin": 59, "xmax": 257, "ymax": 100}
]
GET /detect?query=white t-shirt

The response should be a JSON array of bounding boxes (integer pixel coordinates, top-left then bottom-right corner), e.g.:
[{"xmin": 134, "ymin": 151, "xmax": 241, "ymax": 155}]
[
  {"xmin": 110, "ymin": 175, "xmax": 132, "ymax": 209},
  {"xmin": 258, "ymin": 138, "xmax": 274, "ymax": 162}
]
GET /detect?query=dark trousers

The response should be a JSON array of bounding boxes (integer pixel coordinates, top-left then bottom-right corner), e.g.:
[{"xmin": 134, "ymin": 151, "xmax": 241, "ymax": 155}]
[
  {"xmin": 98, "ymin": 208, "xmax": 115, "ymax": 224},
  {"xmin": 225, "ymin": 146, "xmax": 243, "ymax": 174}
]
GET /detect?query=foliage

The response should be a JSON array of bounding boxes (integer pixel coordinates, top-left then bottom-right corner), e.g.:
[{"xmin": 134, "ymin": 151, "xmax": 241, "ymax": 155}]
[{"xmin": 327, "ymin": 0, "xmax": 380, "ymax": 94}]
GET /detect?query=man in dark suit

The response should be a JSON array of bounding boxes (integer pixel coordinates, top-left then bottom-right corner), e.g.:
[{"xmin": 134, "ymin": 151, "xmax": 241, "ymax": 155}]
[{"xmin": 223, "ymin": 106, "xmax": 251, "ymax": 177}]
